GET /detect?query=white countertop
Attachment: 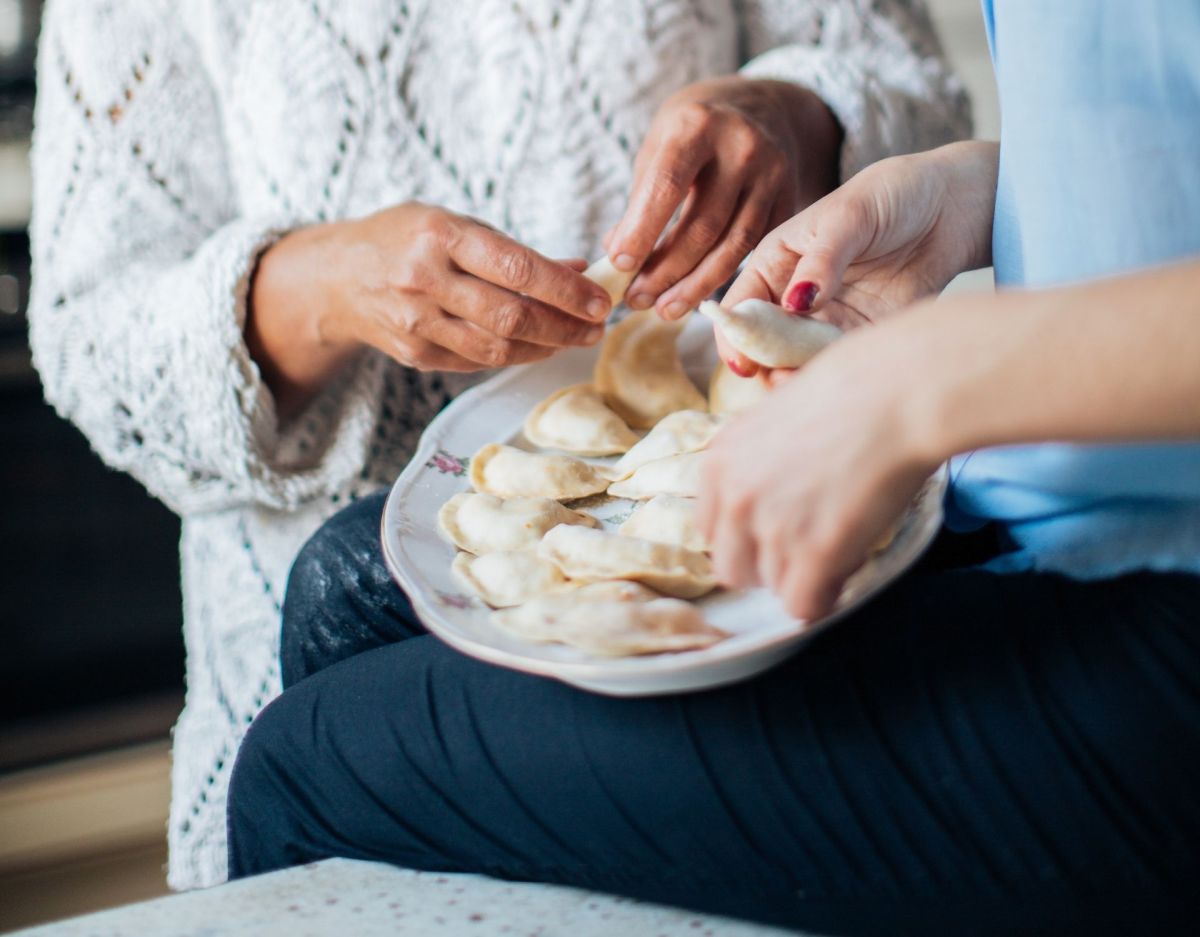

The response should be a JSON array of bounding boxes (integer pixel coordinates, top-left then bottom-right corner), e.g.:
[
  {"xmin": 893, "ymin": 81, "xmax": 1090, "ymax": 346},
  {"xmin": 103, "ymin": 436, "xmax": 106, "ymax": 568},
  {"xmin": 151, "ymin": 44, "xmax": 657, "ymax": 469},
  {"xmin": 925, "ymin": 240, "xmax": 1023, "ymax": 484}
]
[{"xmin": 12, "ymin": 858, "xmax": 807, "ymax": 937}]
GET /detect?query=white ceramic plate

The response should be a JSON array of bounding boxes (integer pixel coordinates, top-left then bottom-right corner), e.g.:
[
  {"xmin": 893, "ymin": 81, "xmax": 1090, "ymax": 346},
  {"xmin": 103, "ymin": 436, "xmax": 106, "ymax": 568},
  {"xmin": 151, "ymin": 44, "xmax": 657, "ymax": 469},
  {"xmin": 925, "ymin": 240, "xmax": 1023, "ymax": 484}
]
[{"xmin": 382, "ymin": 316, "xmax": 947, "ymax": 696}]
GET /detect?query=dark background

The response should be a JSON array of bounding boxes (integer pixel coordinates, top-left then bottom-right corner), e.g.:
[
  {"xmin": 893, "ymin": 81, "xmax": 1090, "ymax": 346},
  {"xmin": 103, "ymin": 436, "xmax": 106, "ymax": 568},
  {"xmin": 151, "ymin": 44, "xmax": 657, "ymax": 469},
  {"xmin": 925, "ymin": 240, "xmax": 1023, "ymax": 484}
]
[{"xmin": 1, "ymin": 7, "xmax": 185, "ymax": 770}]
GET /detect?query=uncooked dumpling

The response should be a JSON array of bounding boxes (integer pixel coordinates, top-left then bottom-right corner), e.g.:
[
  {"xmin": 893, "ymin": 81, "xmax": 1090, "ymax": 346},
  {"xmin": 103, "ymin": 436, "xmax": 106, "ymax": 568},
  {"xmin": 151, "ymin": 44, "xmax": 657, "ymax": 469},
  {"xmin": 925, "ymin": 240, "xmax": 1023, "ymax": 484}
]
[
  {"xmin": 492, "ymin": 591, "xmax": 727, "ymax": 657},
  {"xmin": 698, "ymin": 299, "xmax": 841, "ymax": 369},
  {"xmin": 607, "ymin": 451, "xmax": 705, "ymax": 500},
  {"xmin": 469, "ymin": 444, "xmax": 609, "ymax": 500},
  {"xmin": 537, "ymin": 524, "xmax": 716, "ymax": 598},
  {"xmin": 523, "ymin": 383, "xmax": 639, "ymax": 456},
  {"xmin": 608, "ymin": 410, "xmax": 722, "ymax": 480},
  {"xmin": 618, "ymin": 495, "xmax": 707, "ymax": 552},
  {"xmin": 584, "ymin": 256, "xmax": 637, "ymax": 307},
  {"xmin": 708, "ymin": 360, "xmax": 770, "ymax": 415},
  {"xmin": 451, "ymin": 550, "xmax": 575, "ymax": 608},
  {"xmin": 437, "ymin": 492, "xmax": 599, "ymax": 555},
  {"xmin": 594, "ymin": 310, "xmax": 707, "ymax": 429}
]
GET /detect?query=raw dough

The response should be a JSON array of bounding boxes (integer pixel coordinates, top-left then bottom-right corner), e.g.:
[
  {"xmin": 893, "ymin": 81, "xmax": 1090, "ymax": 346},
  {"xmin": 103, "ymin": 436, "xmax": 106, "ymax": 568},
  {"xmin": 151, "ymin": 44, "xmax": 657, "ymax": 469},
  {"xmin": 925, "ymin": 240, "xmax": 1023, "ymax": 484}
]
[
  {"xmin": 451, "ymin": 549, "xmax": 574, "ymax": 608},
  {"xmin": 618, "ymin": 494, "xmax": 707, "ymax": 552},
  {"xmin": 537, "ymin": 524, "xmax": 717, "ymax": 598},
  {"xmin": 609, "ymin": 410, "xmax": 721, "ymax": 480},
  {"xmin": 594, "ymin": 310, "xmax": 707, "ymax": 429},
  {"xmin": 469, "ymin": 444, "xmax": 609, "ymax": 501},
  {"xmin": 708, "ymin": 360, "xmax": 770, "ymax": 415},
  {"xmin": 607, "ymin": 451, "xmax": 705, "ymax": 500},
  {"xmin": 523, "ymin": 383, "xmax": 639, "ymax": 456},
  {"xmin": 698, "ymin": 299, "xmax": 841, "ymax": 369},
  {"xmin": 437, "ymin": 492, "xmax": 598, "ymax": 554}
]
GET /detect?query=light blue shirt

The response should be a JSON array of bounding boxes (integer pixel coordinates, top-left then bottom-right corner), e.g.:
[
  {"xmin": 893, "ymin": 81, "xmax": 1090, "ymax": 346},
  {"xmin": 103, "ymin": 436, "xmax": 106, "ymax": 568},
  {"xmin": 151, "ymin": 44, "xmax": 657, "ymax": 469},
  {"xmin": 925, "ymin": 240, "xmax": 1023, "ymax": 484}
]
[{"xmin": 945, "ymin": 0, "xmax": 1200, "ymax": 577}]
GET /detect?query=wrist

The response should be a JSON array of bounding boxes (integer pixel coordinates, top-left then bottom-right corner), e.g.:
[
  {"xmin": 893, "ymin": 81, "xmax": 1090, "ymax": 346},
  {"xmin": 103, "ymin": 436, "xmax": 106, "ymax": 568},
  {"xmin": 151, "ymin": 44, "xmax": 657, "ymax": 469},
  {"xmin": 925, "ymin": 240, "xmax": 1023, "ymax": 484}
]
[
  {"xmin": 927, "ymin": 140, "xmax": 999, "ymax": 272},
  {"xmin": 246, "ymin": 222, "xmax": 358, "ymax": 415}
]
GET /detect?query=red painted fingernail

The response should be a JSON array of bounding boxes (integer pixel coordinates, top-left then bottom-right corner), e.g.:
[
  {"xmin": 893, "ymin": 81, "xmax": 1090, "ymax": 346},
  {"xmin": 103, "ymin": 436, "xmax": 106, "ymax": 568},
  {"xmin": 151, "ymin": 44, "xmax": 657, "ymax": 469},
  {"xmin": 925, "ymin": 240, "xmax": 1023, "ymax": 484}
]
[
  {"xmin": 727, "ymin": 357, "xmax": 754, "ymax": 378},
  {"xmin": 784, "ymin": 281, "xmax": 818, "ymax": 313}
]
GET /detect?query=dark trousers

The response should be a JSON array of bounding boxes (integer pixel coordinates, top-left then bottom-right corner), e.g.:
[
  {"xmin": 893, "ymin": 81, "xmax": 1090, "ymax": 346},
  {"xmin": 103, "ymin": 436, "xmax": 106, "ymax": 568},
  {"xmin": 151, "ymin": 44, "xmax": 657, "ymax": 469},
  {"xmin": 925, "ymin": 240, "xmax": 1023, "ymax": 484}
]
[{"xmin": 228, "ymin": 492, "xmax": 1200, "ymax": 935}]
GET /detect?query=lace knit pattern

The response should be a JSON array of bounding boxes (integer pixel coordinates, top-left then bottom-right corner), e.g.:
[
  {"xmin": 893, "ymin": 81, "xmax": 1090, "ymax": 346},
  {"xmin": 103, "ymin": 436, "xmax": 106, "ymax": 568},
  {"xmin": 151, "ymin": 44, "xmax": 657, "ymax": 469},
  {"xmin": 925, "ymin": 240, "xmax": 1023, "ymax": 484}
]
[{"xmin": 28, "ymin": 0, "xmax": 970, "ymax": 890}]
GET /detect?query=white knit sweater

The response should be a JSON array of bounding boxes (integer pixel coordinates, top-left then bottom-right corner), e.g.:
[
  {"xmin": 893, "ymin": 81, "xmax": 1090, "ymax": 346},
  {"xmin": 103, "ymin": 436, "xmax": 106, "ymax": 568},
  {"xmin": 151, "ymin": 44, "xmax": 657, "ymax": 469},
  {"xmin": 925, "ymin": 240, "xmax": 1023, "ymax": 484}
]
[{"xmin": 28, "ymin": 0, "xmax": 970, "ymax": 890}]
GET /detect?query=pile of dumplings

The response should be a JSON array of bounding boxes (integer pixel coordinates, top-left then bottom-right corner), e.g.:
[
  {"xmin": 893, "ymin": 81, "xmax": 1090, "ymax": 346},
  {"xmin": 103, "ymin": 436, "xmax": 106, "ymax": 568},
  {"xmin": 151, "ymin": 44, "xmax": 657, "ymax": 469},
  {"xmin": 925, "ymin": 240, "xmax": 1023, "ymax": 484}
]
[
  {"xmin": 436, "ymin": 297, "xmax": 782, "ymax": 657},
  {"xmin": 434, "ymin": 267, "xmax": 851, "ymax": 658}
]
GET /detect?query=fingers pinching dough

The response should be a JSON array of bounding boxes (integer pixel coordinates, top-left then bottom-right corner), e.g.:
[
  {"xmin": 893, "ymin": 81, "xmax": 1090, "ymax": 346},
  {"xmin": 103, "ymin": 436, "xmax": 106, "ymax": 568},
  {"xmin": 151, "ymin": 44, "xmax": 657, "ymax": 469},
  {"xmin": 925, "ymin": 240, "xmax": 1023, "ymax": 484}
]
[
  {"xmin": 523, "ymin": 383, "xmax": 639, "ymax": 456},
  {"xmin": 594, "ymin": 310, "xmax": 707, "ymax": 428},
  {"xmin": 469, "ymin": 443, "xmax": 609, "ymax": 500},
  {"xmin": 698, "ymin": 299, "xmax": 841, "ymax": 369},
  {"xmin": 537, "ymin": 524, "xmax": 716, "ymax": 598},
  {"xmin": 437, "ymin": 492, "xmax": 599, "ymax": 555},
  {"xmin": 584, "ymin": 256, "xmax": 637, "ymax": 307},
  {"xmin": 451, "ymin": 550, "xmax": 575, "ymax": 608}
]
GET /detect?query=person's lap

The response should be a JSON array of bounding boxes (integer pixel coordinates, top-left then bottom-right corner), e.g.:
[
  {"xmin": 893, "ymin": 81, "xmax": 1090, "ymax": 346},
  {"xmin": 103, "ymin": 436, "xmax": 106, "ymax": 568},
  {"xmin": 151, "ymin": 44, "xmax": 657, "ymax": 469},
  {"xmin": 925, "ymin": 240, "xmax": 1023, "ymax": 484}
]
[{"xmin": 231, "ymin": 491, "xmax": 1200, "ymax": 935}]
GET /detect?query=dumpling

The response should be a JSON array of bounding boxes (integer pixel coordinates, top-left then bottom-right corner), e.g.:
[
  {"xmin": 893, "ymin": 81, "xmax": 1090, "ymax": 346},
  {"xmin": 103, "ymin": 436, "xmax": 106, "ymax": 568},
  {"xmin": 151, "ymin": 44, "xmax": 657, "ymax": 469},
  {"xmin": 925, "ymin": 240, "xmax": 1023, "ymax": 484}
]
[
  {"xmin": 523, "ymin": 383, "xmax": 639, "ymax": 456},
  {"xmin": 708, "ymin": 360, "xmax": 770, "ymax": 415},
  {"xmin": 584, "ymin": 255, "xmax": 637, "ymax": 307},
  {"xmin": 698, "ymin": 299, "xmax": 841, "ymax": 369},
  {"xmin": 618, "ymin": 495, "xmax": 707, "ymax": 552},
  {"xmin": 451, "ymin": 550, "xmax": 575, "ymax": 608},
  {"xmin": 437, "ymin": 492, "xmax": 599, "ymax": 555},
  {"xmin": 594, "ymin": 310, "xmax": 707, "ymax": 429},
  {"xmin": 491, "ymin": 591, "xmax": 728, "ymax": 657},
  {"xmin": 469, "ymin": 444, "xmax": 609, "ymax": 500},
  {"xmin": 608, "ymin": 410, "xmax": 722, "ymax": 480},
  {"xmin": 607, "ymin": 451, "xmax": 705, "ymax": 500},
  {"xmin": 537, "ymin": 524, "xmax": 716, "ymax": 598}
]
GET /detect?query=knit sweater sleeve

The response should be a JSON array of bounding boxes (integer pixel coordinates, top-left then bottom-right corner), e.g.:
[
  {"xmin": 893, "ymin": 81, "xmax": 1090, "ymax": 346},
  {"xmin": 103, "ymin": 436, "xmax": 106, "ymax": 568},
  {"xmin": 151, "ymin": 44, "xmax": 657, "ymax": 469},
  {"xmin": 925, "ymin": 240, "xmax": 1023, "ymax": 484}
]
[
  {"xmin": 736, "ymin": 0, "xmax": 973, "ymax": 179},
  {"xmin": 27, "ymin": 0, "xmax": 384, "ymax": 515}
]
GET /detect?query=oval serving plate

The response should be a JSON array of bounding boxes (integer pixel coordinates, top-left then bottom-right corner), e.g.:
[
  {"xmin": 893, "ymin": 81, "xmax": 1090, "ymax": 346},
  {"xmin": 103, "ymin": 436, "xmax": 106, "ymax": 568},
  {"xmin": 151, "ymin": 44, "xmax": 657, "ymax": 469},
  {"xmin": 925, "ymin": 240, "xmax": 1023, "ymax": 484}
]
[{"xmin": 382, "ymin": 316, "xmax": 947, "ymax": 696}]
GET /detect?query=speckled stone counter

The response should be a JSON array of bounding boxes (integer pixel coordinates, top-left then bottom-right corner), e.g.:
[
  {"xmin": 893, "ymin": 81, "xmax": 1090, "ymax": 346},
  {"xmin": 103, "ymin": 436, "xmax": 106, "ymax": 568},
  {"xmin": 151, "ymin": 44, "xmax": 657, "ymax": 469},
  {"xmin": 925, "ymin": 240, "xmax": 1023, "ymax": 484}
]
[{"xmin": 12, "ymin": 859, "xmax": 809, "ymax": 936}]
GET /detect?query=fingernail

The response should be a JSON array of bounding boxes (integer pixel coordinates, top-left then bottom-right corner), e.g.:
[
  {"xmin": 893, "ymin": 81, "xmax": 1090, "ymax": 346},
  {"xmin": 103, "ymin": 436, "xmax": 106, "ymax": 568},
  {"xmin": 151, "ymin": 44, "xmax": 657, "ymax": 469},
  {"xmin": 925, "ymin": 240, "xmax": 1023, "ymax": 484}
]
[
  {"xmin": 727, "ymin": 357, "xmax": 754, "ymax": 378},
  {"xmin": 614, "ymin": 253, "xmax": 637, "ymax": 271},
  {"xmin": 584, "ymin": 326, "xmax": 605, "ymax": 343},
  {"xmin": 660, "ymin": 300, "xmax": 687, "ymax": 319},
  {"xmin": 627, "ymin": 292, "xmax": 654, "ymax": 310},
  {"xmin": 587, "ymin": 297, "xmax": 610, "ymax": 320},
  {"xmin": 784, "ymin": 281, "xmax": 819, "ymax": 313}
]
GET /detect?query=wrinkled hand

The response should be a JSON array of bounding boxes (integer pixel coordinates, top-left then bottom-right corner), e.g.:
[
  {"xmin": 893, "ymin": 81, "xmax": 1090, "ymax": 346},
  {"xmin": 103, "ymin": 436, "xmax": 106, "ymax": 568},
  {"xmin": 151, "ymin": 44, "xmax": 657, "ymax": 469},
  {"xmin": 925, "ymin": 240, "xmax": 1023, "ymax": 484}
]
[
  {"xmin": 717, "ymin": 142, "xmax": 998, "ymax": 376},
  {"xmin": 606, "ymin": 76, "xmax": 842, "ymax": 320},
  {"xmin": 315, "ymin": 203, "xmax": 611, "ymax": 370},
  {"xmin": 697, "ymin": 315, "xmax": 942, "ymax": 621},
  {"xmin": 249, "ymin": 202, "xmax": 613, "ymax": 415}
]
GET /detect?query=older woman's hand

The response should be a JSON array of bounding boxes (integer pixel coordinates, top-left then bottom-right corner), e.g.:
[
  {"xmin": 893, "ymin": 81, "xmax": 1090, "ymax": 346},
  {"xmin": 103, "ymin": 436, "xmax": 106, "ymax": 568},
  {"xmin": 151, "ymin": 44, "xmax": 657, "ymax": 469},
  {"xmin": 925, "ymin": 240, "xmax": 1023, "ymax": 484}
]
[
  {"xmin": 716, "ymin": 141, "xmax": 999, "ymax": 376},
  {"xmin": 605, "ymin": 76, "xmax": 843, "ymax": 320},
  {"xmin": 248, "ymin": 203, "xmax": 612, "ymax": 414}
]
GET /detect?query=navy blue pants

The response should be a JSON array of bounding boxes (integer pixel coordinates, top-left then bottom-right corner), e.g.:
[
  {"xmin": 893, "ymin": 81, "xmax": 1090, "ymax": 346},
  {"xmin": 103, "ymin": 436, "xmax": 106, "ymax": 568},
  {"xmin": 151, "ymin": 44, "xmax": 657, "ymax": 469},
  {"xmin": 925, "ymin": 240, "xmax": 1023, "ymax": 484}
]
[{"xmin": 228, "ymin": 492, "xmax": 1200, "ymax": 935}]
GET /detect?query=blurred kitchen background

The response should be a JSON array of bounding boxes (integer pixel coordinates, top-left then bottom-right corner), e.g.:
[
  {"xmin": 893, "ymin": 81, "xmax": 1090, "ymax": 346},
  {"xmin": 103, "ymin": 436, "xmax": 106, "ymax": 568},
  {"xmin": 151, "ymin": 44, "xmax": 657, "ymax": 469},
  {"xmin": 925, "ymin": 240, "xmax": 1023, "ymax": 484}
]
[{"xmin": 0, "ymin": 0, "xmax": 998, "ymax": 931}]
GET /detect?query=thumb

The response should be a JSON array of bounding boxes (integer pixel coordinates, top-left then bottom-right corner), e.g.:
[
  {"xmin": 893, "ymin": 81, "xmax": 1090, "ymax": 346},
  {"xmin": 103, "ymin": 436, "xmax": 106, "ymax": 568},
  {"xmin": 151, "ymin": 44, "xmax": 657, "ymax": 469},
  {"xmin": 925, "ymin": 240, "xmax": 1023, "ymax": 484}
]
[{"xmin": 779, "ymin": 202, "xmax": 875, "ymax": 315}]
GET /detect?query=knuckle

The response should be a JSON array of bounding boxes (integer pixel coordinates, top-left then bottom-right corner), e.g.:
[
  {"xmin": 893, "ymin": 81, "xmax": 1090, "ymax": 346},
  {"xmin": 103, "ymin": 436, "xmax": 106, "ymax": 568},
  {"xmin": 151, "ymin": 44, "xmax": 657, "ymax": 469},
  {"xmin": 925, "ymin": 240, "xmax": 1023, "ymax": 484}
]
[
  {"xmin": 497, "ymin": 249, "xmax": 536, "ymax": 291},
  {"xmin": 725, "ymin": 225, "xmax": 761, "ymax": 258},
  {"xmin": 687, "ymin": 214, "xmax": 726, "ymax": 248},
  {"xmin": 649, "ymin": 165, "xmax": 691, "ymax": 201},
  {"xmin": 674, "ymin": 101, "xmax": 714, "ymax": 137},
  {"xmin": 481, "ymin": 339, "xmax": 514, "ymax": 368},
  {"xmin": 491, "ymin": 300, "xmax": 528, "ymax": 340}
]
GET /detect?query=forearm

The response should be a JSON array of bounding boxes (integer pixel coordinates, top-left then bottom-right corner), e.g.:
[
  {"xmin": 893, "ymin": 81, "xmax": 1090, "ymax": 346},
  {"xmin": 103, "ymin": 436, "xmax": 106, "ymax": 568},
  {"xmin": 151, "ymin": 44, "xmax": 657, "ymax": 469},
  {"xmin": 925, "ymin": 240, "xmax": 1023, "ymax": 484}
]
[{"xmin": 906, "ymin": 258, "xmax": 1200, "ymax": 462}]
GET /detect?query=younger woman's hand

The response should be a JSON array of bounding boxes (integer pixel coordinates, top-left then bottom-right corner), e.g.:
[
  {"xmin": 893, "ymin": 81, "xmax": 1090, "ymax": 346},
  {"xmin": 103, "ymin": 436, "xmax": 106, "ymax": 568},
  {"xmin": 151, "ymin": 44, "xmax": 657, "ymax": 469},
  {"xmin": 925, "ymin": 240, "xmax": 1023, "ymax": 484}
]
[
  {"xmin": 697, "ymin": 309, "xmax": 946, "ymax": 621},
  {"xmin": 605, "ymin": 76, "xmax": 842, "ymax": 320},
  {"xmin": 717, "ymin": 141, "xmax": 999, "ymax": 376},
  {"xmin": 248, "ymin": 203, "xmax": 612, "ymax": 414}
]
